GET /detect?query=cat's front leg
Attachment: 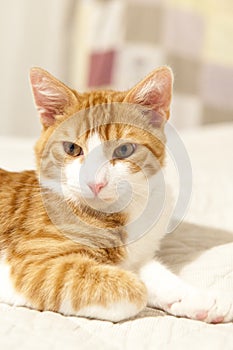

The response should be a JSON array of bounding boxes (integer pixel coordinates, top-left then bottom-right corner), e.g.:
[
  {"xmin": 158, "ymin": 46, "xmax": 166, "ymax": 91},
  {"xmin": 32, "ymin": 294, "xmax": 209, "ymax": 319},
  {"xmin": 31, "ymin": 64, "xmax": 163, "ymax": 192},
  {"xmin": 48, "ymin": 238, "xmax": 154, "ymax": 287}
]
[
  {"xmin": 7, "ymin": 254, "xmax": 147, "ymax": 322},
  {"xmin": 139, "ymin": 260, "xmax": 233, "ymax": 323}
]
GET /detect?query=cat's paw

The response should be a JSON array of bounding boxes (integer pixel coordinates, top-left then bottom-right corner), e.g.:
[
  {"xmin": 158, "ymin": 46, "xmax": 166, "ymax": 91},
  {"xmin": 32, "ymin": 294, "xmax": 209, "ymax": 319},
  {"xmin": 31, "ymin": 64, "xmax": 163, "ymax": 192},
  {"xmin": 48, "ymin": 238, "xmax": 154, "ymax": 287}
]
[
  {"xmin": 160, "ymin": 289, "xmax": 233, "ymax": 323},
  {"xmin": 77, "ymin": 300, "xmax": 145, "ymax": 322},
  {"xmin": 72, "ymin": 267, "xmax": 147, "ymax": 322}
]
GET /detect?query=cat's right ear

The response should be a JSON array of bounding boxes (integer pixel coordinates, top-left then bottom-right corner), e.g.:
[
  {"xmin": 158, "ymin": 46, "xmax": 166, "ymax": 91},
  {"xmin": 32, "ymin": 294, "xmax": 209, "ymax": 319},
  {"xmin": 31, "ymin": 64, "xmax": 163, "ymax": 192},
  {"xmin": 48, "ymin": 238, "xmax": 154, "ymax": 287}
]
[{"xmin": 29, "ymin": 67, "xmax": 78, "ymax": 127}]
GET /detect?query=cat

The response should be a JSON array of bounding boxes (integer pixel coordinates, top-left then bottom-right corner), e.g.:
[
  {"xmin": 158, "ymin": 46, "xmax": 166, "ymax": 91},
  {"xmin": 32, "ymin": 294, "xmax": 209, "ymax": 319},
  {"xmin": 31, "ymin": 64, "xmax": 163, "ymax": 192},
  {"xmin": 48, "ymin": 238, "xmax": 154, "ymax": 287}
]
[{"xmin": 0, "ymin": 66, "xmax": 232, "ymax": 323}]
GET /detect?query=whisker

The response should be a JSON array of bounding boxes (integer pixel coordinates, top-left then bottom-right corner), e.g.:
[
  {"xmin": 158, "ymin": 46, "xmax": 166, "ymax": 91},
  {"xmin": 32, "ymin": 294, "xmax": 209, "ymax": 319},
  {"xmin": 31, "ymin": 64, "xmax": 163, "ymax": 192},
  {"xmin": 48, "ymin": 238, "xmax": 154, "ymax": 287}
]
[{"xmin": 61, "ymin": 182, "xmax": 83, "ymax": 192}]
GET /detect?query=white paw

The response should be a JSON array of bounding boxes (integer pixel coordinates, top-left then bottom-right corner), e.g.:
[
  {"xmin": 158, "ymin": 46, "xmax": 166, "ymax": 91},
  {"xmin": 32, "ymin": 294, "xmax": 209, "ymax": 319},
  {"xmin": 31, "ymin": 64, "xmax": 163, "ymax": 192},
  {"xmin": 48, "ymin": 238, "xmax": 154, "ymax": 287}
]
[
  {"xmin": 76, "ymin": 301, "xmax": 144, "ymax": 322},
  {"xmin": 157, "ymin": 288, "xmax": 233, "ymax": 323}
]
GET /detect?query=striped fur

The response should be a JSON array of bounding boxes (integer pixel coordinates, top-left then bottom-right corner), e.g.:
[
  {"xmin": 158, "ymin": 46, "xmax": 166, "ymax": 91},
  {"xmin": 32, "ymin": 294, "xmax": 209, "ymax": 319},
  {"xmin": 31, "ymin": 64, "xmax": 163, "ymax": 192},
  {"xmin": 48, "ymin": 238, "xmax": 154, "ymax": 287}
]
[{"xmin": 0, "ymin": 67, "xmax": 173, "ymax": 321}]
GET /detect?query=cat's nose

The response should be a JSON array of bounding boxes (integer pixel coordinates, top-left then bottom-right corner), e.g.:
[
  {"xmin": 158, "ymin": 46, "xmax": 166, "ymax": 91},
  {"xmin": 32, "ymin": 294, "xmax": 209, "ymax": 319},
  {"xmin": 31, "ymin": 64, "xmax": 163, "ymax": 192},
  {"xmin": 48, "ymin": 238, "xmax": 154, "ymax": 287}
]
[{"xmin": 88, "ymin": 181, "xmax": 108, "ymax": 196}]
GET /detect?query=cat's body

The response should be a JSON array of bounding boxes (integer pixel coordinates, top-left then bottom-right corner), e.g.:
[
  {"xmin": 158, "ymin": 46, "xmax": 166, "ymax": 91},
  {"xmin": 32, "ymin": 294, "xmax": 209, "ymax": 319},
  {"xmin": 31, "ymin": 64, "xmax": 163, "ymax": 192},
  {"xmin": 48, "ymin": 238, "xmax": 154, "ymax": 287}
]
[
  {"xmin": 0, "ymin": 67, "xmax": 232, "ymax": 323},
  {"xmin": 0, "ymin": 167, "xmax": 166, "ymax": 320}
]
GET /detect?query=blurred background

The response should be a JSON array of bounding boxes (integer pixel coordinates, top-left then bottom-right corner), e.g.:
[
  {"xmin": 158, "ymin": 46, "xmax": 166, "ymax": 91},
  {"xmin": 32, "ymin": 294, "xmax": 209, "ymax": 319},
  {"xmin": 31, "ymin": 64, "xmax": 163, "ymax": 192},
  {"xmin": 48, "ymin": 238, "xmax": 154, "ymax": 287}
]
[{"xmin": 0, "ymin": 0, "xmax": 232, "ymax": 138}]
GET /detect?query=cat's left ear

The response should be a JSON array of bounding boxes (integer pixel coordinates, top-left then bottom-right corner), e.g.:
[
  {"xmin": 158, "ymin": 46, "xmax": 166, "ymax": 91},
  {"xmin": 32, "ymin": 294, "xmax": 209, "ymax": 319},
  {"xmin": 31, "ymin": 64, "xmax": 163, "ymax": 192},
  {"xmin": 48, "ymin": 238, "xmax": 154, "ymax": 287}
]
[{"xmin": 124, "ymin": 66, "xmax": 173, "ymax": 126}]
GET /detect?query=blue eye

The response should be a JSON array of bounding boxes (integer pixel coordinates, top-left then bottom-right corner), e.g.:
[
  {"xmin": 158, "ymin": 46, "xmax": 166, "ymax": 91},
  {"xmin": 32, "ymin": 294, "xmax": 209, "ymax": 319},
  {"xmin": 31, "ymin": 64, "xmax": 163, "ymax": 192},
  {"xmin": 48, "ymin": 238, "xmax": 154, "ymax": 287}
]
[{"xmin": 113, "ymin": 143, "xmax": 136, "ymax": 159}]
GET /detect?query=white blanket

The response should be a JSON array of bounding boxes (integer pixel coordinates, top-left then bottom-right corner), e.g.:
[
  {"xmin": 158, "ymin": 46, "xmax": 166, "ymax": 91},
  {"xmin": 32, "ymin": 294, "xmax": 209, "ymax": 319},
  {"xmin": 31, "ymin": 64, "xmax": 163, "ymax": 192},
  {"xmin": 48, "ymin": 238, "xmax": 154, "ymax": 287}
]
[{"xmin": 0, "ymin": 123, "xmax": 233, "ymax": 350}]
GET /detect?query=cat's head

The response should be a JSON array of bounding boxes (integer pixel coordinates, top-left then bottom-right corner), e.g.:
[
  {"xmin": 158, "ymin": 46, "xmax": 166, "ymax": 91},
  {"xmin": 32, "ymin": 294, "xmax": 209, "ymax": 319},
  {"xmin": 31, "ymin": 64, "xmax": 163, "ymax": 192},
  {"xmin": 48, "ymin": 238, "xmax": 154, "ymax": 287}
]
[{"xmin": 30, "ymin": 67, "xmax": 173, "ymax": 213}]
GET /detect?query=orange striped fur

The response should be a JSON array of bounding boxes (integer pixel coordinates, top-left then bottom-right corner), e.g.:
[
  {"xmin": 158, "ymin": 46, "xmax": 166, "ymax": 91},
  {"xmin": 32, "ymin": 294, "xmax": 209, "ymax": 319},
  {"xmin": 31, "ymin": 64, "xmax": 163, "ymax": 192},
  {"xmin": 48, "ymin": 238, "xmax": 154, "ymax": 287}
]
[{"xmin": 0, "ymin": 66, "xmax": 173, "ymax": 321}]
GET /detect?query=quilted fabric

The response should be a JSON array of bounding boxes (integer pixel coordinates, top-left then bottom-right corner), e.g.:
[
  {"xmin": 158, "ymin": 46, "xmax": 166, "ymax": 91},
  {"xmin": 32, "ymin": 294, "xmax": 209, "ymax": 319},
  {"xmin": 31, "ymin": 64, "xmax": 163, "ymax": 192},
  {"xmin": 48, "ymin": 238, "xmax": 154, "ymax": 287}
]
[
  {"xmin": 0, "ymin": 123, "xmax": 233, "ymax": 350},
  {"xmin": 69, "ymin": 0, "xmax": 233, "ymax": 129}
]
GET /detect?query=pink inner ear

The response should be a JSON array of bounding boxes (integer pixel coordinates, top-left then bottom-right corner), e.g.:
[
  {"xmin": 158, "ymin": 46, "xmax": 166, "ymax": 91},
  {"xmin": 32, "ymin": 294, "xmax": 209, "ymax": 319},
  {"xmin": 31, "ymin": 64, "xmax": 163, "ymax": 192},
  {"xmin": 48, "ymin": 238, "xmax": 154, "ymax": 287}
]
[
  {"xmin": 39, "ymin": 111, "xmax": 56, "ymax": 126},
  {"xmin": 142, "ymin": 109, "xmax": 164, "ymax": 127},
  {"xmin": 30, "ymin": 68, "xmax": 71, "ymax": 127},
  {"xmin": 125, "ymin": 67, "xmax": 173, "ymax": 124},
  {"xmin": 31, "ymin": 86, "xmax": 57, "ymax": 126},
  {"xmin": 143, "ymin": 88, "xmax": 169, "ymax": 126},
  {"xmin": 139, "ymin": 80, "xmax": 171, "ymax": 111},
  {"xmin": 150, "ymin": 110, "xmax": 164, "ymax": 127}
]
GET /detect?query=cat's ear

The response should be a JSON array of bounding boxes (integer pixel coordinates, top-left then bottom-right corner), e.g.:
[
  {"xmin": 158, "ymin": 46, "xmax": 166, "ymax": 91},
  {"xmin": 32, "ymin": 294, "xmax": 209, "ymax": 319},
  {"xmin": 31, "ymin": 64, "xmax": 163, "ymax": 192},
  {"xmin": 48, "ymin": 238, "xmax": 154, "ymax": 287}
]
[
  {"xmin": 30, "ymin": 67, "xmax": 78, "ymax": 127},
  {"xmin": 124, "ymin": 66, "xmax": 173, "ymax": 126}
]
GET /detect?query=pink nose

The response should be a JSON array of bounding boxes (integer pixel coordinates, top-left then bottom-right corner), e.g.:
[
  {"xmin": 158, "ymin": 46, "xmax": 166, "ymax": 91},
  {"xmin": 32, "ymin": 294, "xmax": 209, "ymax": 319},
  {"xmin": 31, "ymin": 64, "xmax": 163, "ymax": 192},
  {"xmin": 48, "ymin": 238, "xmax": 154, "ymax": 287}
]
[{"xmin": 88, "ymin": 181, "xmax": 107, "ymax": 195}]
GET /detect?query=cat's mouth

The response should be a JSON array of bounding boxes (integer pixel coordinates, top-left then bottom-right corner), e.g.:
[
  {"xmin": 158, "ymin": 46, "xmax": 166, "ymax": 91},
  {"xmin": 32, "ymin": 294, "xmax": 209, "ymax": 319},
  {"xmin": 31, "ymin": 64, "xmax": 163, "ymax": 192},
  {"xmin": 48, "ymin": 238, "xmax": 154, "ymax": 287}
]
[{"xmin": 64, "ymin": 182, "xmax": 132, "ymax": 212}]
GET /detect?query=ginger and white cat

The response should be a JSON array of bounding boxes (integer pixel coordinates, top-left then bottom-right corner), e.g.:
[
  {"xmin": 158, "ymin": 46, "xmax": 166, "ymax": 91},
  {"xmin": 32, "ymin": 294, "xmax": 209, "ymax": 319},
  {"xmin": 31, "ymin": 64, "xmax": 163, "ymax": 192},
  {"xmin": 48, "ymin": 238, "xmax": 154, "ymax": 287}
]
[{"xmin": 0, "ymin": 66, "xmax": 232, "ymax": 323}]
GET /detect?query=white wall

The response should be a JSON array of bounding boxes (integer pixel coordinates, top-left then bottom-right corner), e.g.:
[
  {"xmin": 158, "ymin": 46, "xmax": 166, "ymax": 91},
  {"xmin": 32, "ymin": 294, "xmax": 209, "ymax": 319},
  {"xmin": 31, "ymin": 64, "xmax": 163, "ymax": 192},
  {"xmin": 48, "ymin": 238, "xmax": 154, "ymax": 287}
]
[{"xmin": 0, "ymin": 0, "xmax": 75, "ymax": 137}]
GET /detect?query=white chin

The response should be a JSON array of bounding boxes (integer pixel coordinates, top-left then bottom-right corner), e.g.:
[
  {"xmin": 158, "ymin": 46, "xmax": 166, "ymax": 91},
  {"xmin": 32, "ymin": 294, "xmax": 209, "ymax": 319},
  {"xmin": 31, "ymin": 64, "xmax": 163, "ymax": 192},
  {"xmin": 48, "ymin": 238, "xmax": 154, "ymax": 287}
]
[
  {"xmin": 82, "ymin": 195, "xmax": 122, "ymax": 211},
  {"xmin": 67, "ymin": 190, "xmax": 128, "ymax": 211},
  {"xmin": 85, "ymin": 196, "xmax": 116, "ymax": 204}
]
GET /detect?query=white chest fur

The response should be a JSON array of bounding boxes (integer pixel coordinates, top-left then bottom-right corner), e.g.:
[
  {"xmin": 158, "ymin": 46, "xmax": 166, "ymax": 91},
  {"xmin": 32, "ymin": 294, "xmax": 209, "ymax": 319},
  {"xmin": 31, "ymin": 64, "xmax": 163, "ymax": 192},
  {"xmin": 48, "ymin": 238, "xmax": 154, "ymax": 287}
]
[{"xmin": 120, "ymin": 172, "xmax": 173, "ymax": 272}]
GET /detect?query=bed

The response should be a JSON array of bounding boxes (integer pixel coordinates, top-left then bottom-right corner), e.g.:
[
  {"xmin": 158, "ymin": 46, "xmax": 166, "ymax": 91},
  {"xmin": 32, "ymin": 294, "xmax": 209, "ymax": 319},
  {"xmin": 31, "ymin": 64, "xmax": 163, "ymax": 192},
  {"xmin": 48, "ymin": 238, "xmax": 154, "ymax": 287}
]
[{"xmin": 0, "ymin": 123, "xmax": 233, "ymax": 350}]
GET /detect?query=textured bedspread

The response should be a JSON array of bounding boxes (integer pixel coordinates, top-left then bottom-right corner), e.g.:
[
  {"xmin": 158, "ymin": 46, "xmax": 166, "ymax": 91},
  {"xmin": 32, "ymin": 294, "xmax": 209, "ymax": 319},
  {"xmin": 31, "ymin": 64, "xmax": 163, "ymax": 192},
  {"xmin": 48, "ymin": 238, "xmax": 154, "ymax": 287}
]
[{"xmin": 0, "ymin": 123, "xmax": 233, "ymax": 350}]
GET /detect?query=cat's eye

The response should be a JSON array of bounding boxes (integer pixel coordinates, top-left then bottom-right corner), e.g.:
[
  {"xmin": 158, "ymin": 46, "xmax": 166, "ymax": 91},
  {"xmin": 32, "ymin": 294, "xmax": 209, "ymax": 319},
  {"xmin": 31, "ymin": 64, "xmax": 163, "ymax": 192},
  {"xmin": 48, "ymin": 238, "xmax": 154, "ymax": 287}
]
[
  {"xmin": 63, "ymin": 142, "xmax": 83, "ymax": 157},
  {"xmin": 113, "ymin": 143, "xmax": 136, "ymax": 159}
]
